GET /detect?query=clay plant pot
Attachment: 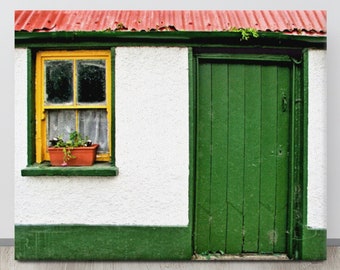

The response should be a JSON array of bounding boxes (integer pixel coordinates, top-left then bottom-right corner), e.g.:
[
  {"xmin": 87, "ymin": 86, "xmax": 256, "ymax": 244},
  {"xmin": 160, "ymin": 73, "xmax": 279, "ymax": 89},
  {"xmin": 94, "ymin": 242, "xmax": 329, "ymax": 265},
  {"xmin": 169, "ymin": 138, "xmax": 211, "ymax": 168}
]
[{"xmin": 48, "ymin": 144, "xmax": 99, "ymax": 166}]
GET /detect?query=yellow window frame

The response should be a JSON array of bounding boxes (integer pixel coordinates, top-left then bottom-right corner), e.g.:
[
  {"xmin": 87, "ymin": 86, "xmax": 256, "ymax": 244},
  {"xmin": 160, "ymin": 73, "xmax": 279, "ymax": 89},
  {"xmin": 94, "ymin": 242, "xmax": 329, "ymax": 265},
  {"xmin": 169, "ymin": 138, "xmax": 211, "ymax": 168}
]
[{"xmin": 35, "ymin": 50, "xmax": 112, "ymax": 163}]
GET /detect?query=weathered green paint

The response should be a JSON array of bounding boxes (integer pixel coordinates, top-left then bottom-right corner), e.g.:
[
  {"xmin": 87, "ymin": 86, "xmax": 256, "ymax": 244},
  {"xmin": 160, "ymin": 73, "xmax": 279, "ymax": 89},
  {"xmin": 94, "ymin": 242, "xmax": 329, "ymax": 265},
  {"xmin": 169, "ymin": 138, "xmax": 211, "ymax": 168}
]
[
  {"xmin": 210, "ymin": 64, "xmax": 229, "ymax": 251},
  {"xmin": 225, "ymin": 63, "xmax": 245, "ymax": 254},
  {"xmin": 15, "ymin": 225, "xmax": 192, "ymax": 260},
  {"xmin": 195, "ymin": 62, "xmax": 212, "ymax": 252},
  {"xmin": 243, "ymin": 63, "xmax": 261, "ymax": 252},
  {"xmin": 288, "ymin": 60, "xmax": 304, "ymax": 259},
  {"xmin": 302, "ymin": 50, "xmax": 309, "ymax": 229},
  {"xmin": 194, "ymin": 56, "xmax": 291, "ymax": 256},
  {"xmin": 274, "ymin": 67, "xmax": 291, "ymax": 253},
  {"xmin": 300, "ymin": 228, "xmax": 327, "ymax": 260},
  {"xmin": 15, "ymin": 31, "xmax": 326, "ymax": 49},
  {"xmin": 188, "ymin": 47, "xmax": 196, "ymax": 257},
  {"xmin": 195, "ymin": 53, "xmax": 293, "ymax": 63},
  {"xmin": 21, "ymin": 162, "xmax": 119, "ymax": 176},
  {"xmin": 26, "ymin": 49, "xmax": 36, "ymax": 165}
]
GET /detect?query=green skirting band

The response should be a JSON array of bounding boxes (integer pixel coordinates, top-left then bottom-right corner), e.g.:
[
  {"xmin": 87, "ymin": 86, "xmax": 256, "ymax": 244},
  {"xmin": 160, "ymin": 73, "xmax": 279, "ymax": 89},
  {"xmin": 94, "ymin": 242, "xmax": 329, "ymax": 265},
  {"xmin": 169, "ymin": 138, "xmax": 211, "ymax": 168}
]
[
  {"xmin": 15, "ymin": 225, "xmax": 327, "ymax": 260},
  {"xmin": 15, "ymin": 225, "xmax": 192, "ymax": 261}
]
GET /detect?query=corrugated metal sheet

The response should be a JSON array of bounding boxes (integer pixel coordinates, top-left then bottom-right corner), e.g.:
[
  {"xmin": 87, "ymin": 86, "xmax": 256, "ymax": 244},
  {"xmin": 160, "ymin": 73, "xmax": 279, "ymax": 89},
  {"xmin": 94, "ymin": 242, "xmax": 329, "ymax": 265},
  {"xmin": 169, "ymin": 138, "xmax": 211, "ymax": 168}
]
[{"xmin": 15, "ymin": 10, "xmax": 326, "ymax": 35}]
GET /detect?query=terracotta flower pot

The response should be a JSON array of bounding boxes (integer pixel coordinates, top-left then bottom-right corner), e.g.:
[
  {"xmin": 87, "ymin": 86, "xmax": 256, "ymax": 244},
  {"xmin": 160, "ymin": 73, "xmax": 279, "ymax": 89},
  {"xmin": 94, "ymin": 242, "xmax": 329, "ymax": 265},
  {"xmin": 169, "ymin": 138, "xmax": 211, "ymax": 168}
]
[{"xmin": 48, "ymin": 144, "xmax": 99, "ymax": 166}]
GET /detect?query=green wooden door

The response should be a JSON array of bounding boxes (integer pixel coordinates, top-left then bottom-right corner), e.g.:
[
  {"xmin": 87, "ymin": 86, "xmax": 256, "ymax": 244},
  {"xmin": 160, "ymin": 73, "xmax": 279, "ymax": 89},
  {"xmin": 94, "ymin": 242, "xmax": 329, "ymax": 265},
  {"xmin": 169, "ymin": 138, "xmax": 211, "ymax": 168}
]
[{"xmin": 195, "ymin": 59, "xmax": 291, "ymax": 255}]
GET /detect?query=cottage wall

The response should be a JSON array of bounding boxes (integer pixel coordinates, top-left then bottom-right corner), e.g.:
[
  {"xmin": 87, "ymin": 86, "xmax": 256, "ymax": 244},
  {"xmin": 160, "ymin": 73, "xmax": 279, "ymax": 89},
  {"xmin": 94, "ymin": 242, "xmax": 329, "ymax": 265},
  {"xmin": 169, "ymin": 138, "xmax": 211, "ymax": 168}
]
[{"xmin": 15, "ymin": 46, "xmax": 327, "ymax": 231}]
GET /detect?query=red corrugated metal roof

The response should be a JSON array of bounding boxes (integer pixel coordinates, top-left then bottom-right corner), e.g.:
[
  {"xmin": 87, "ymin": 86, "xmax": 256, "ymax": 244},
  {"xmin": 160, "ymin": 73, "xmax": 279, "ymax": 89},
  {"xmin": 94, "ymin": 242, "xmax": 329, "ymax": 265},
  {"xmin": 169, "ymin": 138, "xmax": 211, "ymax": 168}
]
[{"xmin": 15, "ymin": 10, "xmax": 326, "ymax": 35}]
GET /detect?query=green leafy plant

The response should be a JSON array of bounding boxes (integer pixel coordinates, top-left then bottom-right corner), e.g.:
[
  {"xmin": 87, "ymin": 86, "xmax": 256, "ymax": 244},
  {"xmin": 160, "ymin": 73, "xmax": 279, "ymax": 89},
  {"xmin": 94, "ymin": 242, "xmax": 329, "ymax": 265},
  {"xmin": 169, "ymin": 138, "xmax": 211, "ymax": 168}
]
[
  {"xmin": 49, "ymin": 131, "xmax": 92, "ymax": 165},
  {"xmin": 229, "ymin": 27, "xmax": 259, "ymax": 40}
]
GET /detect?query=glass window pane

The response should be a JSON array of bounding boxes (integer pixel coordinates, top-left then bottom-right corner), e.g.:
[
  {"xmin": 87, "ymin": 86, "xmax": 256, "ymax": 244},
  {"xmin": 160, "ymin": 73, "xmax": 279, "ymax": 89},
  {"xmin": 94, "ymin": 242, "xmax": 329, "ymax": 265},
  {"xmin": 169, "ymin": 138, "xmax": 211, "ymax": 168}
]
[
  {"xmin": 77, "ymin": 60, "xmax": 106, "ymax": 104},
  {"xmin": 45, "ymin": 60, "xmax": 73, "ymax": 104},
  {"xmin": 78, "ymin": 110, "xmax": 108, "ymax": 153},
  {"xmin": 47, "ymin": 110, "xmax": 76, "ymax": 146}
]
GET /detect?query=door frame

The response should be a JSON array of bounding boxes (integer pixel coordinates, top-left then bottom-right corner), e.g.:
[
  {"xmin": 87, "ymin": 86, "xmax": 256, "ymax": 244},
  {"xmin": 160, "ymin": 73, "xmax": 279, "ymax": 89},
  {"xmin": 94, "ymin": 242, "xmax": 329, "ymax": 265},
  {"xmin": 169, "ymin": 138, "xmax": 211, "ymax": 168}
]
[{"xmin": 190, "ymin": 49, "xmax": 305, "ymax": 259}]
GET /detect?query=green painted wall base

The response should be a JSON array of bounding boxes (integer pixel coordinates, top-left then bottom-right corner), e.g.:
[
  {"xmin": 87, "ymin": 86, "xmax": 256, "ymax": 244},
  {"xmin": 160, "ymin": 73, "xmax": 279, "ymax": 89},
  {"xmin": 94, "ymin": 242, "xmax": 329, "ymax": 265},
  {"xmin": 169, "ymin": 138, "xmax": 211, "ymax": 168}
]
[
  {"xmin": 15, "ymin": 225, "xmax": 327, "ymax": 260},
  {"xmin": 15, "ymin": 225, "xmax": 192, "ymax": 261},
  {"xmin": 300, "ymin": 227, "xmax": 327, "ymax": 260}
]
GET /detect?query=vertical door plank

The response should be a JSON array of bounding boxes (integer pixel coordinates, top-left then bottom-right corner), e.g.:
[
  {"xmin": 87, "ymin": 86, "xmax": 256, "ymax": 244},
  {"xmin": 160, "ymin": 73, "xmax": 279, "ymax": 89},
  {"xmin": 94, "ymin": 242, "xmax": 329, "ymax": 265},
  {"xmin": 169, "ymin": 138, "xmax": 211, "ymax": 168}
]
[
  {"xmin": 195, "ymin": 63, "xmax": 212, "ymax": 253},
  {"xmin": 226, "ymin": 64, "xmax": 245, "ymax": 253},
  {"xmin": 274, "ymin": 66, "xmax": 290, "ymax": 252},
  {"xmin": 242, "ymin": 64, "xmax": 262, "ymax": 252},
  {"xmin": 259, "ymin": 65, "xmax": 279, "ymax": 253},
  {"xmin": 210, "ymin": 64, "xmax": 229, "ymax": 251}
]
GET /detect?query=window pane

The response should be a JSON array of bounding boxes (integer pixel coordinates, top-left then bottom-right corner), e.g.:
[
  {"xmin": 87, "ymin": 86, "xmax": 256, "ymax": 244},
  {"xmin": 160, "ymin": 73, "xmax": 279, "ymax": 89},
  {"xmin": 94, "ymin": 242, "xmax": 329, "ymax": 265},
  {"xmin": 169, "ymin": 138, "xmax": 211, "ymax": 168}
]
[
  {"xmin": 45, "ymin": 60, "xmax": 73, "ymax": 104},
  {"xmin": 47, "ymin": 110, "xmax": 76, "ymax": 145},
  {"xmin": 78, "ymin": 110, "xmax": 108, "ymax": 153},
  {"xmin": 77, "ymin": 60, "xmax": 106, "ymax": 104}
]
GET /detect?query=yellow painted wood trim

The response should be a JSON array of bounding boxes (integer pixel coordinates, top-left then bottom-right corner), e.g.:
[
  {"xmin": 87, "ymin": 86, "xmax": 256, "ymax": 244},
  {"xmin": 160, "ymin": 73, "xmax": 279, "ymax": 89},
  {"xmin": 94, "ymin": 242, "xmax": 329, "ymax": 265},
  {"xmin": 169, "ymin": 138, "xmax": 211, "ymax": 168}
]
[
  {"xmin": 106, "ymin": 53, "xmax": 112, "ymax": 160},
  {"xmin": 37, "ymin": 50, "xmax": 111, "ymax": 59},
  {"xmin": 43, "ymin": 105, "xmax": 108, "ymax": 110},
  {"xmin": 36, "ymin": 50, "xmax": 112, "ymax": 162},
  {"xmin": 35, "ymin": 52, "xmax": 43, "ymax": 163}
]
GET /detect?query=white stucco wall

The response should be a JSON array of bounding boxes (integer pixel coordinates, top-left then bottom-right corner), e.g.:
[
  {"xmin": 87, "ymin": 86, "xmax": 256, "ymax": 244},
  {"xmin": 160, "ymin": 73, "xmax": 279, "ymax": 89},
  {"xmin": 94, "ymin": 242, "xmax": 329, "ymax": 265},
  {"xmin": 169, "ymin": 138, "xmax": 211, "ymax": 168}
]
[
  {"xmin": 307, "ymin": 49, "xmax": 327, "ymax": 229},
  {"xmin": 15, "ymin": 46, "xmax": 327, "ymax": 230},
  {"xmin": 15, "ymin": 47, "xmax": 189, "ymax": 226}
]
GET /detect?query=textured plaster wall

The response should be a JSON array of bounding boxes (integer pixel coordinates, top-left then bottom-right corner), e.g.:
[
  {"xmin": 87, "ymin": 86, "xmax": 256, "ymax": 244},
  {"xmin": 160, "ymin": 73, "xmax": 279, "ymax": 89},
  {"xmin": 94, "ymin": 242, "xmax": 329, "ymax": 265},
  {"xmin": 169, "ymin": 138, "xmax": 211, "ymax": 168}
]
[
  {"xmin": 307, "ymin": 49, "xmax": 327, "ymax": 229},
  {"xmin": 14, "ymin": 46, "xmax": 326, "ymax": 229},
  {"xmin": 15, "ymin": 47, "xmax": 189, "ymax": 226}
]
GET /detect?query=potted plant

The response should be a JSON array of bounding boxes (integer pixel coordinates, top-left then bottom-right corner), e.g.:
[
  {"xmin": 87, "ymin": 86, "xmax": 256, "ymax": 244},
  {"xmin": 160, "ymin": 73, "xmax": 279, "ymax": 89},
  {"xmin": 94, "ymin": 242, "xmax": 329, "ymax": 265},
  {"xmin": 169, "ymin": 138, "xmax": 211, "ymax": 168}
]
[{"xmin": 48, "ymin": 131, "xmax": 99, "ymax": 166}]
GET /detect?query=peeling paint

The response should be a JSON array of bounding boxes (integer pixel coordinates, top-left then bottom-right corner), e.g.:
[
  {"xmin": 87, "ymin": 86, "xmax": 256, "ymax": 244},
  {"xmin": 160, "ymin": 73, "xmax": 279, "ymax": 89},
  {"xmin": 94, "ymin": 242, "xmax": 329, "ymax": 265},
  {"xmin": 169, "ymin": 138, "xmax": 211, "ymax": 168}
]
[{"xmin": 268, "ymin": 230, "xmax": 278, "ymax": 245}]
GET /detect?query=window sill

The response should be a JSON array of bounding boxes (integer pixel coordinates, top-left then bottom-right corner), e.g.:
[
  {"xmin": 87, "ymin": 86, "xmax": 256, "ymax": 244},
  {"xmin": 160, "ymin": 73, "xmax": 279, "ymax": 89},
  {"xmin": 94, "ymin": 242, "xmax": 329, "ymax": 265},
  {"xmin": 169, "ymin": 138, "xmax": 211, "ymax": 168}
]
[{"xmin": 21, "ymin": 162, "xmax": 119, "ymax": 177}]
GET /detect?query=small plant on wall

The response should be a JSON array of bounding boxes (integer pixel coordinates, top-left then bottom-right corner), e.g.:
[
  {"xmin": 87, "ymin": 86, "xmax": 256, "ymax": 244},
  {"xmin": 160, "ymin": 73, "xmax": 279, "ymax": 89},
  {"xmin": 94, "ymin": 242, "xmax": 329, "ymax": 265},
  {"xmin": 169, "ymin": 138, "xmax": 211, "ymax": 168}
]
[
  {"xmin": 228, "ymin": 27, "xmax": 259, "ymax": 40},
  {"xmin": 49, "ymin": 131, "xmax": 98, "ymax": 167}
]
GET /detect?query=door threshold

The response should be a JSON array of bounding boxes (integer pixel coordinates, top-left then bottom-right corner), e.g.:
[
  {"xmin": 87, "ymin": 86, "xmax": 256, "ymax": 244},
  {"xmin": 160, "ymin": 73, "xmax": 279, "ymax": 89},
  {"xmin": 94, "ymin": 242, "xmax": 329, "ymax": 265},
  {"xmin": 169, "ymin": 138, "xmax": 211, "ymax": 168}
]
[{"xmin": 192, "ymin": 253, "xmax": 290, "ymax": 261}]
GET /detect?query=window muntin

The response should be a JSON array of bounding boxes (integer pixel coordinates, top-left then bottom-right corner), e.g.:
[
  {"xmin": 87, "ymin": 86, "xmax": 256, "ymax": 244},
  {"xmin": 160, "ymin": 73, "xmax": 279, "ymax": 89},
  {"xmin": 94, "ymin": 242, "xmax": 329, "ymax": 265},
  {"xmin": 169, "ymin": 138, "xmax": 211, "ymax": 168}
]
[{"xmin": 36, "ymin": 50, "xmax": 111, "ymax": 163}]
